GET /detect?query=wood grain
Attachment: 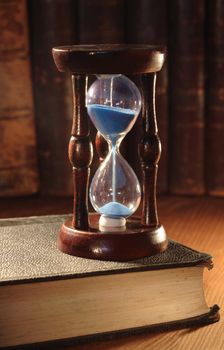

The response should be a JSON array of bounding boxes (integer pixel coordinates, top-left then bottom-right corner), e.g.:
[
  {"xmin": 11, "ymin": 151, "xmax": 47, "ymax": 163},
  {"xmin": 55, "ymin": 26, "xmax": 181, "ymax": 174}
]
[
  {"xmin": 0, "ymin": 196, "xmax": 223, "ymax": 349},
  {"xmin": 58, "ymin": 216, "xmax": 167, "ymax": 261},
  {"xmin": 52, "ymin": 45, "xmax": 165, "ymax": 75}
]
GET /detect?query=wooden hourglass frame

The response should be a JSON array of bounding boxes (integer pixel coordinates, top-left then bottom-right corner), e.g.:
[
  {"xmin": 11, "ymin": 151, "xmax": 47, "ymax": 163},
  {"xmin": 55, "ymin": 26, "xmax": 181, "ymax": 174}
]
[{"xmin": 52, "ymin": 44, "xmax": 168, "ymax": 261}]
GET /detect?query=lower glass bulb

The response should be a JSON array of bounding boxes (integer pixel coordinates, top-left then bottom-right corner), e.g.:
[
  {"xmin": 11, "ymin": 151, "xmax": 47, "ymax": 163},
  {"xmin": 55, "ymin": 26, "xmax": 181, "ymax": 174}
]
[{"xmin": 90, "ymin": 147, "xmax": 141, "ymax": 228}]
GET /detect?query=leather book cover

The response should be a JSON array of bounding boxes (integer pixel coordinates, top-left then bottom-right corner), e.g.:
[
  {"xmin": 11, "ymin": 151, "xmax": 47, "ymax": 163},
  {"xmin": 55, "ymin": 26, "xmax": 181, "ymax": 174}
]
[
  {"xmin": 205, "ymin": 0, "xmax": 224, "ymax": 196},
  {"xmin": 169, "ymin": 0, "xmax": 205, "ymax": 195},
  {"xmin": 0, "ymin": 0, "xmax": 39, "ymax": 197},
  {"xmin": 29, "ymin": 0, "xmax": 76, "ymax": 195},
  {"xmin": 125, "ymin": 0, "xmax": 169, "ymax": 194}
]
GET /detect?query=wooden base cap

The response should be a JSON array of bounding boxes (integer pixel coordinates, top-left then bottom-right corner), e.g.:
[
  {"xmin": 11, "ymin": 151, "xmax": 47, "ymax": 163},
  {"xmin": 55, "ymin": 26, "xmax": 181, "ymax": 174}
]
[{"xmin": 58, "ymin": 214, "xmax": 168, "ymax": 261}]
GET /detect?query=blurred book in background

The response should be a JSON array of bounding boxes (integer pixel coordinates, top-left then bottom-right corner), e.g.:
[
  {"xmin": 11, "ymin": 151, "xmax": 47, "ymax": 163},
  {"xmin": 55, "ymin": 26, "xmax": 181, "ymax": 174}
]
[
  {"xmin": 29, "ymin": 0, "xmax": 76, "ymax": 195},
  {"xmin": 0, "ymin": 0, "xmax": 39, "ymax": 197},
  {"xmin": 205, "ymin": 0, "xmax": 224, "ymax": 196},
  {"xmin": 169, "ymin": 0, "xmax": 205, "ymax": 195},
  {"xmin": 78, "ymin": 0, "xmax": 125, "ymax": 44}
]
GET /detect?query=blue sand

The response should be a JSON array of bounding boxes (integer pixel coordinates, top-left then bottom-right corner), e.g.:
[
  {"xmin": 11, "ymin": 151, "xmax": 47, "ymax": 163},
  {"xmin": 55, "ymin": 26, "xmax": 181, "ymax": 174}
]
[
  {"xmin": 87, "ymin": 104, "xmax": 136, "ymax": 139},
  {"xmin": 99, "ymin": 201, "xmax": 132, "ymax": 218}
]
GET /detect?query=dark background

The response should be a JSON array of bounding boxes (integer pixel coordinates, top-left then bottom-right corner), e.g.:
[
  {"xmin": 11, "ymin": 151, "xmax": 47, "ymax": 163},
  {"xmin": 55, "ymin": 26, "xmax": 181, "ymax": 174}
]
[{"xmin": 0, "ymin": 0, "xmax": 224, "ymax": 216}]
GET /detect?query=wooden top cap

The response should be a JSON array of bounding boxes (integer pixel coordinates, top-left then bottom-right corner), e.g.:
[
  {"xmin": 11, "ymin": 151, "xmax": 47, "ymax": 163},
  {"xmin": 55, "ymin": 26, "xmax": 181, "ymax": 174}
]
[{"xmin": 52, "ymin": 44, "xmax": 165, "ymax": 74}]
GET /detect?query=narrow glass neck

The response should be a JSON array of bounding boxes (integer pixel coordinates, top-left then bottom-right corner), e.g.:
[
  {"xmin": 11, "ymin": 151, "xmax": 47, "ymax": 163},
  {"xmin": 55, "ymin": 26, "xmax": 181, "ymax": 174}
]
[{"xmin": 108, "ymin": 136, "xmax": 123, "ymax": 150}]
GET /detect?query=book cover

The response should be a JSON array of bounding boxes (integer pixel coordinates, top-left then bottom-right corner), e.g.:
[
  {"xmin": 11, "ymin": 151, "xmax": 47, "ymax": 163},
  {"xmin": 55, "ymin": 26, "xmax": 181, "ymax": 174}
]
[
  {"xmin": 29, "ymin": 0, "xmax": 76, "ymax": 195},
  {"xmin": 205, "ymin": 0, "xmax": 224, "ymax": 196},
  {"xmin": 169, "ymin": 0, "xmax": 205, "ymax": 194},
  {"xmin": 0, "ymin": 215, "xmax": 220, "ymax": 348},
  {"xmin": 125, "ymin": 0, "xmax": 169, "ymax": 194},
  {"xmin": 0, "ymin": 0, "xmax": 39, "ymax": 197}
]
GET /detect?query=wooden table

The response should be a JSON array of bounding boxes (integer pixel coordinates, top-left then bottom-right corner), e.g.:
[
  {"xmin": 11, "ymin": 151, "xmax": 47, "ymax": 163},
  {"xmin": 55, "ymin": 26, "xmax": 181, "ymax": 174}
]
[{"xmin": 0, "ymin": 195, "xmax": 223, "ymax": 350}]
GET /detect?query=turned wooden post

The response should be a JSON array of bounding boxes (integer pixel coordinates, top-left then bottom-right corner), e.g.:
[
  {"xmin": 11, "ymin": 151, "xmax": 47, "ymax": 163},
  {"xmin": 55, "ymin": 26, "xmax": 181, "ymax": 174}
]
[
  {"xmin": 69, "ymin": 75, "xmax": 93, "ymax": 229},
  {"xmin": 139, "ymin": 73, "xmax": 161, "ymax": 227}
]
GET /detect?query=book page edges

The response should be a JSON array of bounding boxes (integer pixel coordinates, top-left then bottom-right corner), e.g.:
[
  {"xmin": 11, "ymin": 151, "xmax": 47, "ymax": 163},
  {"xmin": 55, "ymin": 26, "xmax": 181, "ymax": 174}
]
[
  {"xmin": 43, "ymin": 305, "xmax": 220, "ymax": 347},
  {"xmin": 0, "ymin": 305, "xmax": 220, "ymax": 349}
]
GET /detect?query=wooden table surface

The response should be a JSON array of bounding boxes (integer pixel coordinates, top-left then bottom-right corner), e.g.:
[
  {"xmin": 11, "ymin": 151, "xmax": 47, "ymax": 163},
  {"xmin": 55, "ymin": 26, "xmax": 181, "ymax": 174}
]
[{"xmin": 0, "ymin": 195, "xmax": 223, "ymax": 350}]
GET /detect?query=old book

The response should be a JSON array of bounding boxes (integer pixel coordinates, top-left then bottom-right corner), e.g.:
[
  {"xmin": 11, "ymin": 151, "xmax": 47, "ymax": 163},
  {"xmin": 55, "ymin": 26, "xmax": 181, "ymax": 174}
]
[
  {"xmin": 169, "ymin": 0, "xmax": 205, "ymax": 194},
  {"xmin": 0, "ymin": 0, "xmax": 39, "ymax": 196},
  {"xmin": 29, "ymin": 0, "xmax": 76, "ymax": 195},
  {"xmin": 78, "ymin": 0, "xmax": 125, "ymax": 44},
  {"xmin": 205, "ymin": 0, "xmax": 224, "ymax": 196},
  {"xmin": 126, "ymin": 0, "xmax": 169, "ymax": 194},
  {"xmin": 0, "ymin": 215, "xmax": 219, "ymax": 348}
]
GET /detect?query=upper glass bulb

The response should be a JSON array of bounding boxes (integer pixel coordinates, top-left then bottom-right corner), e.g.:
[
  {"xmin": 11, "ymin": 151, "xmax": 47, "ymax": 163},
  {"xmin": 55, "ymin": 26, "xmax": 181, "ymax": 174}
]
[{"xmin": 86, "ymin": 74, "xmax": 141, "ymax": 144}]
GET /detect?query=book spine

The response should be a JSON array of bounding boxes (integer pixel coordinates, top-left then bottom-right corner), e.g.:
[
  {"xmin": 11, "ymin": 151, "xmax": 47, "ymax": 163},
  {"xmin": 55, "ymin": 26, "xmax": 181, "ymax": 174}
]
[
  {"xmin": 0, "ymin": 0, "xmax": 39, "ymax": 197},
  {"xmin": 29, "ymin": 0, "xmax": 76, "ymax": 195},
  {"xmin": 169, "ymin": 0, "xmax": 205, "ymax": 195},
  {"xmin": 78, "ymin": 0, "xmax": 125, "ymax": 44},
  {"xmin": 125, "ymin": 0, "xmax": 169, "ymax": 194},
  {"xmin": 205, "ymin": 0, "xmax": 224, "ymax": 196}
]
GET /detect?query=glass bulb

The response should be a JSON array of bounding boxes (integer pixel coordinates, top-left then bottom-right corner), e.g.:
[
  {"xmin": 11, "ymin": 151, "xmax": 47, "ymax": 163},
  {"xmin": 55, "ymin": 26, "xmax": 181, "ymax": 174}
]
[
  {"xmin": 90, "ymin": 147, "xmax": 141, "ymax": 217},
  {"xmin": 87, "ymin": 74, "xmax": 142, "ymax": 229}
]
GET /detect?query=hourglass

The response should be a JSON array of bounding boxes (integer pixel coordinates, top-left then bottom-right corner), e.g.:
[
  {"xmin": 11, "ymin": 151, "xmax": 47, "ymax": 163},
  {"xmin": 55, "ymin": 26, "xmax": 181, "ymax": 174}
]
[{"xmin": 52, "ymin": 44, "xmax": 168, "ymax": 261}]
